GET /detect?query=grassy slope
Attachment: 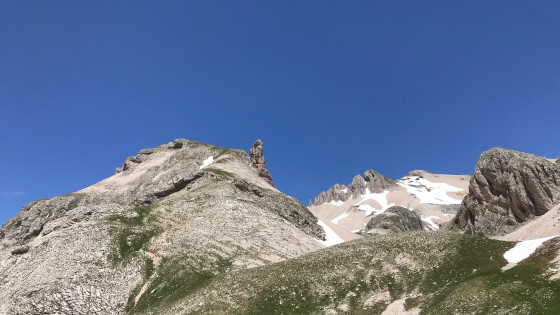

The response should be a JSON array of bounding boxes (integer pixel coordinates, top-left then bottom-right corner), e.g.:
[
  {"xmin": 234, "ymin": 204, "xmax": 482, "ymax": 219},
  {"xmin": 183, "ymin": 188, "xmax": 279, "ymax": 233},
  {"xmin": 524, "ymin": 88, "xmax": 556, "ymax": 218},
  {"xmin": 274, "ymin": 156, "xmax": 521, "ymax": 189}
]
[{"xmin": 137, "ymin": 232, "xmax": 560, "ymax": 315}]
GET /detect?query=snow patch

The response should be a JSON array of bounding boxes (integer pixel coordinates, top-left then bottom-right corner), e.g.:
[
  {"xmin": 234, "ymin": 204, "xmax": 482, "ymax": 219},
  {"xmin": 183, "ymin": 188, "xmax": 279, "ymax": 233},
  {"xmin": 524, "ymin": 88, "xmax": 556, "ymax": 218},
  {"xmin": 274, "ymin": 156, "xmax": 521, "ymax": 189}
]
[
  {"xmin": 316, "ymin": 220, "xmax": 345, "ymax": 246},
  {"xmin": 421, "ymin": 216, "xmax": 440, "ymax": 231},
  {"xmin": 355, "ymin": 189, "xmax": 394, "ymax": 216},
  {"xmin": 328, "ymin": 200, "xmax": 345, "ymax": 206},
  {"xmin": 200, "ymin": 156, "xmax": 214, "ymax": 169},
  {"xmin": 397, "ymin": 176, "xmax": 463, "ymax": 205},
  {"xmin": 341, "ymin": 188, "xmax": 348, "ymax": 193},
  {"xmin": 503, "ymin": 236, "xmax": 559, "ymax": 264},
  {"xmin": 331, "ymin": 212, "xmax": 350, "ymax": 224}
]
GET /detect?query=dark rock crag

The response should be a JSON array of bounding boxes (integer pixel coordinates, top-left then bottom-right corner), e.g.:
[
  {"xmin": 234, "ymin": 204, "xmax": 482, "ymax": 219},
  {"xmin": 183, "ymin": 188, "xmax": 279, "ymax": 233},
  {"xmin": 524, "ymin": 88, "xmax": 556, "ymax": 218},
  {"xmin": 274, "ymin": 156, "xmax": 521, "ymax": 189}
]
[
  {"xmin": 451, "ymin": 148, "xmax": 560, "ymax": 236},
  {"xmin": 365, "ymin": 206, "xmax": 424, "ymax": 233}
]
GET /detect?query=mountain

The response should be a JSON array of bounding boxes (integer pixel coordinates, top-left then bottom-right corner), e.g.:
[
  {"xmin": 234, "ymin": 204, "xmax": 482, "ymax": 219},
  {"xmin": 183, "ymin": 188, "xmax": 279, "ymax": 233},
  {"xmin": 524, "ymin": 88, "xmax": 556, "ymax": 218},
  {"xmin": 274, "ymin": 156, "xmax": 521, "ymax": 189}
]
[
  {"xmin": 2, "ymin": 140, "xmax": 560, "ymax": 314},
  {"xmin": 309, "ymin": 169, "xmax": 470, "ymax": 243},
  {"xmin": 0, "ymin": 139, "xmax": 325, "ymax": 314}
]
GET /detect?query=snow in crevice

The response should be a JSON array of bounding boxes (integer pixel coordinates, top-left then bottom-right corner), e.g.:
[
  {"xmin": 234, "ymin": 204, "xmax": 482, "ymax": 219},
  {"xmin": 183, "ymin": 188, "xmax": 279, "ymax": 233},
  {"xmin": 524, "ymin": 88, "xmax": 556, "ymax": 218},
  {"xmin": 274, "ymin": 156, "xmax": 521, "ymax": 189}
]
[
  {"xmin": 503, "ymin": 236, "xmax": 559, "ymax": 264},
  {"xmin": 316, "ymin": 220, "xmax": 344, "ymax": 246},
  {"xmin": 341, "ymin": 188, "xmax": 348, "ymax": 193},
  {"xmin": 422, "ymin": 216, "xmax": 440, "ymax": 230},
  {"xmin": 200, "ymin": 156, "xmax": 214, "ymax": 169},
  {"xmin": 397, "ymin": 176, "xmax": 463, "ymax": 205},
  {"xmin": 331, "ymin": 212, "xmax": 350, "ymax": 224}
]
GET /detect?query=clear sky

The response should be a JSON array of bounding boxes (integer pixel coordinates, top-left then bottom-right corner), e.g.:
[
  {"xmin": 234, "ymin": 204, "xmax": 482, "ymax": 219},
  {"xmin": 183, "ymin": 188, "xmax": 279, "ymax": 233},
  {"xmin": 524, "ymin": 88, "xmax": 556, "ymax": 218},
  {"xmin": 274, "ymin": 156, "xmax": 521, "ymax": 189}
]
[{"xmin": 1, "ymin": 1, "xmax": 559, "ymax": 225}]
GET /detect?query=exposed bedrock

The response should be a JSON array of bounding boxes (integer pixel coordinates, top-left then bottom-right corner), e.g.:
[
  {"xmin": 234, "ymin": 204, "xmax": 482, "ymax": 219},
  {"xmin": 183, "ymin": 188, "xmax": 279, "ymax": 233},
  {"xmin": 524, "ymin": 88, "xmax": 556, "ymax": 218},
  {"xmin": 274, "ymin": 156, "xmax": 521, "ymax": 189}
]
[{"xmin": 451, "ymin": 148, "xmax": 560, "ymax": 236}]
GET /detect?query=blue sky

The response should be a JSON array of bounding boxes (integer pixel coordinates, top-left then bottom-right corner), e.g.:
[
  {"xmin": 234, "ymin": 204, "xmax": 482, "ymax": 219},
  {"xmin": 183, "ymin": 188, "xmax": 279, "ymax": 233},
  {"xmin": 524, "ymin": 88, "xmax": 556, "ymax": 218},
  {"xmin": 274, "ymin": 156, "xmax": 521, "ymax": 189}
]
[{"xmin": 1, "ymin": 1, "xmax": 559, "ymax": 225}]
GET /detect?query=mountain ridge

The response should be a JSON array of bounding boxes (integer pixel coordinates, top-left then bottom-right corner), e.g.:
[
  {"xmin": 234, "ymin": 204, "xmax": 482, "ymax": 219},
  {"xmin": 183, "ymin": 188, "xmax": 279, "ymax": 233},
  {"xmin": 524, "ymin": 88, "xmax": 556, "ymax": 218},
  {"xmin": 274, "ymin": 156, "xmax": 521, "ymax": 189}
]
[{"xmin": 1, "ymin": 139, "xmax": 560, "ymax": 314}]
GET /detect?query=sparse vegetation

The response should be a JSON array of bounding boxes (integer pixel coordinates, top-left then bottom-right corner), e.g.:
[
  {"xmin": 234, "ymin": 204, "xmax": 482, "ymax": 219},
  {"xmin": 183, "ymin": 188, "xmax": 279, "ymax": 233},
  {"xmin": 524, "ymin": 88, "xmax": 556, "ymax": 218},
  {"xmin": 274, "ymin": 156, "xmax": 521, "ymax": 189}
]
[
  {"xmin": 107, "ymin": 204, "xmax": 161, "ymax": 264},
  {"xmin": 128, "ymin": 256, "xmax": 232, "ymax": 314},
  {"xmin": 148, "ymin": 232, "xmax": 560, "ymax": 314},
  {"xmin": 204, "ymin": 167, "xmax": 235, "ymax": 178}
]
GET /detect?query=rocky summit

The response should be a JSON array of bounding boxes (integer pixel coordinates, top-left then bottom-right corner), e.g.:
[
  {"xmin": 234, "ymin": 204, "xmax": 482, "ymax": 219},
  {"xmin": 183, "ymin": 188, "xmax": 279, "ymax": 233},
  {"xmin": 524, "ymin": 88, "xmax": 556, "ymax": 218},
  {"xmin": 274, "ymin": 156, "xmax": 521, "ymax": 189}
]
[{"xmin": 2, "ymin": 141, "xmax": 560, "ymax": 314}]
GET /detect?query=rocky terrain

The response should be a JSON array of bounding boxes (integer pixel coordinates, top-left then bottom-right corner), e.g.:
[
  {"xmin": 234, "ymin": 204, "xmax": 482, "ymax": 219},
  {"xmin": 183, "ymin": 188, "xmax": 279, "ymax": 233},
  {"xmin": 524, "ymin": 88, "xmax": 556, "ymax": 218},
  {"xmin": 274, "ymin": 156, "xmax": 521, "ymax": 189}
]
[
  {"xmin": 451, "ymin": 148, "xmax": 560, "ymax": 236},
  {"xmin": 0, "ymin": 139, "xmax": 325, "ymax": 314},
  {"xmin": 1, "ymin": 140, "xmax": 560, "ymax": 314}
]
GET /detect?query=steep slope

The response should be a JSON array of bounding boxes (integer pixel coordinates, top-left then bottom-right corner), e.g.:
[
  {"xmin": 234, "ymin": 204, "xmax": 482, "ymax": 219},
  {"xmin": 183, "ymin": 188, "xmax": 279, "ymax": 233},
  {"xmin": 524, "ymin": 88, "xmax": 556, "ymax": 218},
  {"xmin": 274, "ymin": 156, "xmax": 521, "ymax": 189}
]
[
  {"xmin": 309, "ymin": 170, "xmax": 469, "ymax": 242},
  {"xmin": 152, "ymin": 232, "xmax": 560, "ymax": 315},
  {"xmin": 0, "ymin": 139, "xmax": 325, "ymax": 314},
  {"xmin": 451, "ymin": 148, "xmax": 560, "ymax": 236}
]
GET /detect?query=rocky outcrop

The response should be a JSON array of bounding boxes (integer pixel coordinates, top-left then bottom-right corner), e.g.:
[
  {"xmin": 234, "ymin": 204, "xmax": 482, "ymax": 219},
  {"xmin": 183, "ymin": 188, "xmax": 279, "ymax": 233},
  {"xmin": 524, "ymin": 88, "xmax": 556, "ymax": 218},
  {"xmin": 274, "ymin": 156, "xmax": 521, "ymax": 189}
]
[
  {"xmin": 11, "ymin": 245, "xmax": 29, "ymax": 255},
  {"xmin": 313, "ymin": 184, "xmax": 349, "ymax": 205},
  {"xmin": 363, "ymin": 169, "xmax": 397, "ymax": 192},
  {"xmin": 134, "ymin": 171, "xmax": 204, "ymax": 205},
  {"xmin": 365, "ymin": 206, "xmax": 424, "ymax": 234},
  {"xmin": 250, "ymin": 139, "xmax": 274, "ymax": 187},
  {"xmin": 451, "ymin": 148, "xmax": 560, "ymax": 236},
  {"xmin": 313, "ymin": 170, "xmax": 396, "ymax": 205}
]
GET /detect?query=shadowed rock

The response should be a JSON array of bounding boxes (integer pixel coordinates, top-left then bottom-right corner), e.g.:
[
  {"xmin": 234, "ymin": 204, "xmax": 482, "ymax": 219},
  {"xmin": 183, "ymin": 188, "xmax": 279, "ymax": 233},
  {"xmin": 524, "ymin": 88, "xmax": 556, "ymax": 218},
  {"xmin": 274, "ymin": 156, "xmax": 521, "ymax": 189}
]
[{"xmin": 365, "ymin": 206, "xmax": 424, "ymax": 234}]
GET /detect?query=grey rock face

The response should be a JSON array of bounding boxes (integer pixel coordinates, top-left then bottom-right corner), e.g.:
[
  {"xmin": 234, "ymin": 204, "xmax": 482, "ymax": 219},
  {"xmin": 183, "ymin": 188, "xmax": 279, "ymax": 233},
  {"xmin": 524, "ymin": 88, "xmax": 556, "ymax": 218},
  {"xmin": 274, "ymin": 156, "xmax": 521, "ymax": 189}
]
[
  {"xmin": 249, "ymin": 139, "xmax": 274, "ymax": 187},
  {"xmin": 365, "ymin": 206, "xmax": 424, "ymax": 233},
  {"xmin": 313, "ymin": 184, "xmax": 349, "ymax": 205},
  {"xmin": 11, "ymin": 245, "xmax": 29, "ymax": 255},
  {"xmin": 1, "ymin": 194, "xmax": 87, "ymax": 246},
  {"xmin": 363, "ymin": 169, "xmax": 397, "ymax": 192},
  {"xmin": 313, "ymin": 170, "xmax": 396, "ymax": 205},
  {"xmin": 0, "ymin": 139, "xmax": 325, "ymax": 314},
  {"xmin": 451, "ymin": 148, "xmax": 560, "ymax": 236},
  {"xmin": 134, "ymin": 171, "xmax": 204, "ymax": 205},
  {"xmin": 348, "ymin": 175, "xmax": 367, "ymax": 197}
]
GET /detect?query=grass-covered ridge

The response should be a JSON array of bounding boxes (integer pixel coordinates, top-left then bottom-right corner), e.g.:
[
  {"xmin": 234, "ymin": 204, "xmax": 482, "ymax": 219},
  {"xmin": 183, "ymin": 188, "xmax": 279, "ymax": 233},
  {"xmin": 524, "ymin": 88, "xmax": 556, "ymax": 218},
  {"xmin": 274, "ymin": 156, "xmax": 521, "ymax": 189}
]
[{"xmin": 143, "ymin": 232, "xmax": 560, "ymax": 314}]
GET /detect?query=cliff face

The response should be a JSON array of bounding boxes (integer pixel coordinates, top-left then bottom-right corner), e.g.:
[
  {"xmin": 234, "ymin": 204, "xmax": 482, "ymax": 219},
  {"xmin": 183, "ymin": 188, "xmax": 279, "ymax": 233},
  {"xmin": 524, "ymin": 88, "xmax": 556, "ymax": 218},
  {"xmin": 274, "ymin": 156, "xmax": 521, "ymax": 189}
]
[
  {"xmin": 451, "ymin": 148, "xmax": 560, "ymax": 236},
  {"xmin": 0, "ymin": 139, "xmax": 324, "ymax": 314}
]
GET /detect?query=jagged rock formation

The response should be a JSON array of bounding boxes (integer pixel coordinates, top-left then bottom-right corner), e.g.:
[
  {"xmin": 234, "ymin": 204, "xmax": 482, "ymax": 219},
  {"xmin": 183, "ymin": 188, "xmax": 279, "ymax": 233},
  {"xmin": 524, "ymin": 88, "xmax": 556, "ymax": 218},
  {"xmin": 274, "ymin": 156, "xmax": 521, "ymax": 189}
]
[
  {"xmin": 365, "ymin": 206, "xmax": 424, "ymax": 234},
  {"xmin": 249, "ymin": 139, "xmax": 274, "ymax": 187},
  {"xmin": 313, "ymin": 170, "xmax": 396, "ymax": 205},
  {"xmin": 0, "ymin": 139, "xmax": 324, "ymax": 314},
  {"xmin": 451, "ymin": 148, "xmax": 560, "ymax": 236}
]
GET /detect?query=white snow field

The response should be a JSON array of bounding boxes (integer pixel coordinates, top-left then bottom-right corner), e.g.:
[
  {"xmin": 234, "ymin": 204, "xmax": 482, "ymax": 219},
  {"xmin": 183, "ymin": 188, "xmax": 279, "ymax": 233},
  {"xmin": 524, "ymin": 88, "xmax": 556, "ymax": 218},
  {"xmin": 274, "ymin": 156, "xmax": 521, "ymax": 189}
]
[
  {"xmin": 503, "ymin": 235, "xmax": 559, "ymax": 263},
  {"xmin": 397, "ymin": 176, "xmax": 463, "ymax": 205},
  {"xmin": 200, "ymin": 156, "xmax": 214, "ymax": 169},
  {"xmin": 316, "ymin": 220, "xmax": 345, "ymax": 246}
]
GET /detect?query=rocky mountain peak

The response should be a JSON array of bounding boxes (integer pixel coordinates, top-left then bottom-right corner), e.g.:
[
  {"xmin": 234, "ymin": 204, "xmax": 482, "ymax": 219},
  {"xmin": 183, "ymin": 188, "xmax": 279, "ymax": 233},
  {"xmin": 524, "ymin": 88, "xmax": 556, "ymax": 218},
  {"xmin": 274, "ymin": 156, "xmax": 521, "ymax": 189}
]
[
  {"xmin": 313, "ymin": 169, "xmax": 396, "ymax": 205},
  {"xmin": 451, "ymin": 147, "xmax": 560, "ymax": 236},
  {"xmin": 249, "ymin": 139, "xmax": 274, "ymax": 187}
]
